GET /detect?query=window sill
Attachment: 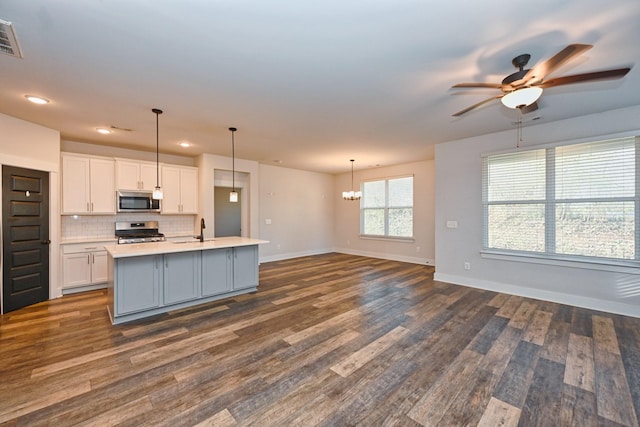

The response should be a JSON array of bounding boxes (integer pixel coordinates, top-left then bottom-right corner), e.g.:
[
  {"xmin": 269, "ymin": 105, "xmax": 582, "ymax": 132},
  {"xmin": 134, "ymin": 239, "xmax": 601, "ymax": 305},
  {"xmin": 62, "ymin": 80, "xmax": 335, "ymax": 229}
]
[
  {"xmin": 360, "ymin": 235, "xmax": 415, "ymax": 243},
  {"xmin": 480, "ymin": 250, "xmax": 640, "ymax": 275}
]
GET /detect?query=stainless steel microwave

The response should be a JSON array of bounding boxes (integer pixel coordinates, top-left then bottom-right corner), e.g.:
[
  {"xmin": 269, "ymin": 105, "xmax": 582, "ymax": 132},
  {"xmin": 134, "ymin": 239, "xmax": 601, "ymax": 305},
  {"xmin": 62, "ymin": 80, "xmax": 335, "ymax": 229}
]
[{"xmin": 117, "ymin": 191, "xmax": 161, "ymax": 212}]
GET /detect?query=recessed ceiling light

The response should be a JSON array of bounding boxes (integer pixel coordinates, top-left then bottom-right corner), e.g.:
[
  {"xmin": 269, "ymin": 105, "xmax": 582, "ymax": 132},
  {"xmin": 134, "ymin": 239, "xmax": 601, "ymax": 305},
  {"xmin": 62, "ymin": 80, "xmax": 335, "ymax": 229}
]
[
  {"xmin": 25, "ymin": 95, "xmax": 50, "ymax": 105},
  {"xmin": 179, "ymin": 141, "xmax": 190, "ymax": 148},
  {"xmin": 96, "ymin": 128, "xmax": 111, "ymax": 135},
  {"xmin": 273, "ymin": 159, "xmax": 283, "ymax": 164}
]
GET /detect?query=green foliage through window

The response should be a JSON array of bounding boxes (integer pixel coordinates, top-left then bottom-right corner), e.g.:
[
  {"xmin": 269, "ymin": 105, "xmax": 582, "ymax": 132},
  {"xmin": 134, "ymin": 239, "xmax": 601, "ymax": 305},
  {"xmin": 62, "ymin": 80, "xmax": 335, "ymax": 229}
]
[{"xmin": 483, "ymin": 137, "xmax": 637, "ymax": 261}]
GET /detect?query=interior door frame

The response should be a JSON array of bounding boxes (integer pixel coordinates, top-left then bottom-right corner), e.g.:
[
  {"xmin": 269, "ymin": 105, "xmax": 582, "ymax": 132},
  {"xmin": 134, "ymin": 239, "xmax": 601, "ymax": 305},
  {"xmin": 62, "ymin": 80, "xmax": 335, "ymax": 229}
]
[{"xmin": 0, "ymin": 159, "xmax": 59, "ymax": 314}]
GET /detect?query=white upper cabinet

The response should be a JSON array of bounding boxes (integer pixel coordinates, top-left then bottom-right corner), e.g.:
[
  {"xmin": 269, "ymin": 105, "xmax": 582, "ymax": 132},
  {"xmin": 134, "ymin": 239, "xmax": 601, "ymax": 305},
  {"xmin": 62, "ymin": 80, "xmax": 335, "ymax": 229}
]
[
  {"xmin": 116, "ymin": 159, "xmax": 160, "ymax": 191},
  {"xmin": 161, "ymin": 165, "xmax": 198, "ymax": 214},
  {"xmin": 62, "ymin": 154, "xmax": 115, "ymax": 214}
]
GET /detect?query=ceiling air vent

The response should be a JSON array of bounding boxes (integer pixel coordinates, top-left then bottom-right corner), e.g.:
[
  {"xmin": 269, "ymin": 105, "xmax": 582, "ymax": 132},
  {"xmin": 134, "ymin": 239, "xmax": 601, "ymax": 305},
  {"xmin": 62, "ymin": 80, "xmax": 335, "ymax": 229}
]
[{"xmin": 0, "ymin": 19, "xmax": 23, "ymax": 58}]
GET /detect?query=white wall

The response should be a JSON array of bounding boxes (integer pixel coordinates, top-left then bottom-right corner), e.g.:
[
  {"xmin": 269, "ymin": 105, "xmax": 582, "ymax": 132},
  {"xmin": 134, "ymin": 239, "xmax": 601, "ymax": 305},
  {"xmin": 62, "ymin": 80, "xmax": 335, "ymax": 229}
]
[
  {"xmin": 333, "ymin": 160, "xmax": 435, "ymax": 265},
  {"xmin": 435, "ymin": 105, "xmax": 640, "ymax": 317},
  {"xmin": 259, "ymin": 164, "xmax": 334, "ymax": 261},
  {"xmin": 197, "ymin": 153, "xmax": 260, "ymax": 241},
  {"xmin": 0, "ymin": 112, "xmax": 61, "ymax": 307},
  {"xmin": 62, "ymin": 140, "xmax": 196, "ymax": 166}
]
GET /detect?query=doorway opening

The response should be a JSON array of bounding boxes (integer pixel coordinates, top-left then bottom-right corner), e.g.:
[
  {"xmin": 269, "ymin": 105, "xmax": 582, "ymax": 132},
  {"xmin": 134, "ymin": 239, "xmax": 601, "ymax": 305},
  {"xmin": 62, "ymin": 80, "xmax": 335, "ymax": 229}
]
[{"xmin": 214, "ymin": 187, "xmax": 241, "ymax": 237}]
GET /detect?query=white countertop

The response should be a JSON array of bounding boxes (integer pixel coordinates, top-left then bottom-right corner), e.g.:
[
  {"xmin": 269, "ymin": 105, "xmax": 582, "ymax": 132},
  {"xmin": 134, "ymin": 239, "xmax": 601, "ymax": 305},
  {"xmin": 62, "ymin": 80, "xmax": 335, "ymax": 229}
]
[{"xmin": 104, "ymin": 236, "xmax": 269, "ymax": 258}]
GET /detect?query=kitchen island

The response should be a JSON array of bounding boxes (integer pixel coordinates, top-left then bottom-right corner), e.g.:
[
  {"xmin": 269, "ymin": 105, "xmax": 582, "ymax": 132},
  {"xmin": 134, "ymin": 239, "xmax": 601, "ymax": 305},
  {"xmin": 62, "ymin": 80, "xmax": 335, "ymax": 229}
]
[{"xmin": 104, "ymin": 237, "xmax": 268, "ymax": 325}]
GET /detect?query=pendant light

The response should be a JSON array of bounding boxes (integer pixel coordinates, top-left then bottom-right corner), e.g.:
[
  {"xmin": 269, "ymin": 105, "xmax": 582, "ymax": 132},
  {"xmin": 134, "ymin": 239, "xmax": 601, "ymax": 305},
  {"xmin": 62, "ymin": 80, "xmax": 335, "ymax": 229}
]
[
  {"xmin": 152, "ymin": 108, "xmax": 163, "ymax": 200},
  {"xmin": 229, "ymin": 127, "xmax": 238, "ymax": 203},
  {"xmin": 342, "ymin": 159, "xmax": 362, "ymax": 200}
]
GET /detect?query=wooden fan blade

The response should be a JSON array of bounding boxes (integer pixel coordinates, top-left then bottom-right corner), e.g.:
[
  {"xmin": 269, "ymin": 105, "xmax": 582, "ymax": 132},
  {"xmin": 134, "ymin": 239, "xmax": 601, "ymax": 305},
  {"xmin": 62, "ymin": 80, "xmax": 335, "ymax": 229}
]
[
  {"xmin": 452, "ymin": 82, "xmax": 503, "ymax": 89},
  {"xmin": 538, "ymin": 67, "xmax": 631, "ymax": 88},
  {"xmin": 521, "ymin": 43, "xmax": 593, "ymax": 85},
  {"xmin": 452, "ymin": 95, "xmax": 502, "ymax": 117}
]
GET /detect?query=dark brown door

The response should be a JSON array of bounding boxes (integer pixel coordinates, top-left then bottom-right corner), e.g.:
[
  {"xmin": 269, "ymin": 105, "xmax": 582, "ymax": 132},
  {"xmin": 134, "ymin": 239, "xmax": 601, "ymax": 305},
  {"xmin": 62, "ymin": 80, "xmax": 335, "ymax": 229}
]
[{"xmin": 2, "ymin": 165, "xmax": 50, "ymax": 313}]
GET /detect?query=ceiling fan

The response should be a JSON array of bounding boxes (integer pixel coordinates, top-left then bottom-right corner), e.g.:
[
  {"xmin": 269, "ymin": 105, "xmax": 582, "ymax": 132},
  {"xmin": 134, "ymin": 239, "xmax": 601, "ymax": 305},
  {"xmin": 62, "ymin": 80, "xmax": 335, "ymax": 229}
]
[{"xmin": 451, "ymin": 43, "xmax": 631, "ymax": 117}]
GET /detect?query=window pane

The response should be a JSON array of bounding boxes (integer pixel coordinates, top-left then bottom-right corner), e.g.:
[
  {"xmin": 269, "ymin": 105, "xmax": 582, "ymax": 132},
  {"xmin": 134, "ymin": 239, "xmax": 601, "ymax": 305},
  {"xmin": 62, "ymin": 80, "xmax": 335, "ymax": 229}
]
[
  {"xmin": 389, "ymin": 208, "xmax": 413, "ymax": 237},
  {"xmin": 363, "ymin": 208, "xmax": 385, "ymax": 235},
  {"xmin": 556, "ymin": 202, "xmax": 635, "ymax": 259},
  {"xmin": 363, "ymin": 181, "xmax": 385, "ymax": 207},
  {"xmin": 556, "ymin": 138, "xmax": 635, "ymax": 199},
  {"xmin": 486, "ymin": 150, "xmax": 545, "ymax": 201},
  {"xmin": 388, "ymin": 177, "xmax": 413, "ymax": 207},
  {"xmin": 488, "ymin": 204, "xmax": 545, "ymax": 252}
]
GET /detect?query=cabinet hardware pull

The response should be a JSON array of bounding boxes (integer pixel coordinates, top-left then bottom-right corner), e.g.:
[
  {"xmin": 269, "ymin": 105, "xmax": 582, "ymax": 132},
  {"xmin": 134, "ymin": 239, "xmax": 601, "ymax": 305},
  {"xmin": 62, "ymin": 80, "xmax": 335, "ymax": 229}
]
[
  {"xmin": 91, "ymin": 202, "xmax": 94, "ymax": 212},
  {"xmin": 85, "ymin": 247, "xmax": 97, "ymax": 250},
  {"xmin": 87, "ymin": 202, "xmax": 90, "ymax": 212},
  {"xmin": 87, "ymin": 255, "xmax": 91, "ymax": 264}
]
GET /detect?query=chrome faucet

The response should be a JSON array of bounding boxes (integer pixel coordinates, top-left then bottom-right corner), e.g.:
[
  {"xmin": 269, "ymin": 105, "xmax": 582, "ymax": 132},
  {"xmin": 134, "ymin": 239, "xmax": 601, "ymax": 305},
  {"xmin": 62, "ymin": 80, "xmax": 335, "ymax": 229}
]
[{"xmin": 197, "ymin": 218, "xmax": 206, "ymax": 242}]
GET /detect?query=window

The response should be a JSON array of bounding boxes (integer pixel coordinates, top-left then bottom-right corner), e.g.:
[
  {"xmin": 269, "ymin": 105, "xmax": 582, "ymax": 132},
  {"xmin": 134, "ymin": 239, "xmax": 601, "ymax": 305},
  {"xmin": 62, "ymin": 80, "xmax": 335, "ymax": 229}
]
[
  {"xmin": 483, "ymin": 136, "xmax": 638, "ymax": 263},
  {"xmin": 361, "ymin": 176, "xmax": 413, "ymax": 238}
]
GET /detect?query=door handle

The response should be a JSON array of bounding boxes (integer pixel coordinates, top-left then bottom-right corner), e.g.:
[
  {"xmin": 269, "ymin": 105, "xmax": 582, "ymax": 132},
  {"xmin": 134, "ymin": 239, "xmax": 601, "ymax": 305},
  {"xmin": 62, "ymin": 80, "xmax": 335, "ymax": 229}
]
[{"xmin": 41, "ymin": 240, "xmax": 51, "ymax": 245}]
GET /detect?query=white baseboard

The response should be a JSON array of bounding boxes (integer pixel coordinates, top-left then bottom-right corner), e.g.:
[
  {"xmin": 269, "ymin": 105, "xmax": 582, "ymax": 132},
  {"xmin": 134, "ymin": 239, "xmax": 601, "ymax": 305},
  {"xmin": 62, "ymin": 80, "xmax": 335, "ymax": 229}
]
[
  {"xmin": 434, "ymin": 272, "xmax": 640, "ymax": 318},
  {"xmin": 333, "ymin": 247, "xmax": 434, "ymax": 266},
  {"xmin": 260, "ymin": 247, "xmax": 434, "ymax": 266},
  {"xmin": 260, "ymin": 248, "xmax": 333, "ymax": 263}
]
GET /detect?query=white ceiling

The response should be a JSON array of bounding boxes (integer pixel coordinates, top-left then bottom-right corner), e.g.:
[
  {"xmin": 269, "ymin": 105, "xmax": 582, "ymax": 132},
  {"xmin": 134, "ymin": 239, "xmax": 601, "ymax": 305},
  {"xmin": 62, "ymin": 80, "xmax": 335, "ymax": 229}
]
[{"xmin": 1, "ymin": 1, "xmax": 639, "ymax": 174}]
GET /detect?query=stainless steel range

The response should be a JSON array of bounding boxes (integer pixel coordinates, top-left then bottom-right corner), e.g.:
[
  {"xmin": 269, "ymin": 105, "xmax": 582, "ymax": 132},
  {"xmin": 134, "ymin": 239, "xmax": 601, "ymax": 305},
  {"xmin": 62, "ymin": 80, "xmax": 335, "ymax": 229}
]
[{"xmin": 115, "ymin": 221, "xmax": 166, "ymax": 244}]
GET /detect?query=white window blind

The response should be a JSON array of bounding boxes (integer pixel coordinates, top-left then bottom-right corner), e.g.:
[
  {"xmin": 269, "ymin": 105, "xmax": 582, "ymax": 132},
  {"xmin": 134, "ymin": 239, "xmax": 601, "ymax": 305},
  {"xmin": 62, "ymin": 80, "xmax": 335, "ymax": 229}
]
[
  {"xmin": 483, "ymin": 136, "xmax": 638, "ymax": 262},
  {"xmin": 361, "ymin": 176, "xmax": 413, "ymax": 238}
]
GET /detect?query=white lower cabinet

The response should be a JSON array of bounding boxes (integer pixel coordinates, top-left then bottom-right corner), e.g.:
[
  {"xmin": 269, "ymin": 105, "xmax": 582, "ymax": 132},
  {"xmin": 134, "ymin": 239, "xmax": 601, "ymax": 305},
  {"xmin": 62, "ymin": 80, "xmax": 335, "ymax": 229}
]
[{"xmin": 62, "ymin": 243, "xmax": 110, "ymax": 289}]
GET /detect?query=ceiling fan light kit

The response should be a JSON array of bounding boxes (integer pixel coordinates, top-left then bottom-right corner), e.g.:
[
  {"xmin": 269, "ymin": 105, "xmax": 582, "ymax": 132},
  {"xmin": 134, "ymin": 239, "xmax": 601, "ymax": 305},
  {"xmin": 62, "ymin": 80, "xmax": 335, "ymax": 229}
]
[
  {"xmin": 501, "ymin": 87, "xmax": 543, "ymax": 109},
  {"xmin": 451, "ymin": 43, "xmax": 631, "ymax": 117}
]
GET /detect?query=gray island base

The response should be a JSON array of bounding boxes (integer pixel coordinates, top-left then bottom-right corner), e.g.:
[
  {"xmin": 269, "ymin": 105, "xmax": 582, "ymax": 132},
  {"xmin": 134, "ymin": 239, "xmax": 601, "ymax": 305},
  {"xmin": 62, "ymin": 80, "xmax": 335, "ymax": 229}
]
[{"xmin": 104, "ymin": 237, "xmax": 268, "ymax": 325}]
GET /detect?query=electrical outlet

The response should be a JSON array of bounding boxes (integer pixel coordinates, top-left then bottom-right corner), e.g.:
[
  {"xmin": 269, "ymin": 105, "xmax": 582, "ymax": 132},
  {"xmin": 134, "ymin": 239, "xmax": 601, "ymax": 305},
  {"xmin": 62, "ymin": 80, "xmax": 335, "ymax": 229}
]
[
  {"xmin": 416, "ymin": 246, "xmax": 421, "ymax": 252},
  {"xmin": 464, "ymin": 262, "xmax": 471, "ymax": 270}
]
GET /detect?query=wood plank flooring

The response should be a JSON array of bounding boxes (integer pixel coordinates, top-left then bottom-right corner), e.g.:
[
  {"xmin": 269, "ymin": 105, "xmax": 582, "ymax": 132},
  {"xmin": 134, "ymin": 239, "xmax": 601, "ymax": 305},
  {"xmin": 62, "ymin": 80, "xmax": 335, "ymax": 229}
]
[{"xmin": 1, "ymin": 253, "xmax": 639, "ymax": 426}]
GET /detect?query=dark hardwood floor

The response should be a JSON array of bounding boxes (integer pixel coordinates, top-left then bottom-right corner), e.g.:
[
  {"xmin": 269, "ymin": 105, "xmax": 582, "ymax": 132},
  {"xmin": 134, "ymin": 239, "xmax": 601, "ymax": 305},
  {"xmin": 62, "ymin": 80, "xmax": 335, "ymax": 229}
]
[{"xmin": 1, "ymin": 253, "xmax": 639, "ymax": 426}]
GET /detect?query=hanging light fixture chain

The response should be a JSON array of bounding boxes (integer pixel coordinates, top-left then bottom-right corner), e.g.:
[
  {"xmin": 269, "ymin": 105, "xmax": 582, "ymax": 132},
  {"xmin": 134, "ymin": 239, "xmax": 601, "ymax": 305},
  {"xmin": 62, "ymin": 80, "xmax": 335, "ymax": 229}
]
[
  {"xmin": 151, "ymin": 108, "xmax": 163, "ymax": 200},
  {"xmin": 229, "ymin": 127, "xmax": 238, "ymax": 203}
]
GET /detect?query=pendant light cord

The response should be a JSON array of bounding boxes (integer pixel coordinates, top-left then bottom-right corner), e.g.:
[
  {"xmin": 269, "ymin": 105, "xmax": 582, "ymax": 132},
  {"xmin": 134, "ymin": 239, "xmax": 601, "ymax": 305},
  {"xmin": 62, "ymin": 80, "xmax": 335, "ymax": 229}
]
[
  {"xmin": 350, "ymin": 159, "xmax": 355, "ymax": 190},
  {"xmin": 229, "ymin": 127, "xmax": 237, "ymax": 192},
  {"xmin": 152, "ymin": 108, "xmax": 163, "ymax": 187}
]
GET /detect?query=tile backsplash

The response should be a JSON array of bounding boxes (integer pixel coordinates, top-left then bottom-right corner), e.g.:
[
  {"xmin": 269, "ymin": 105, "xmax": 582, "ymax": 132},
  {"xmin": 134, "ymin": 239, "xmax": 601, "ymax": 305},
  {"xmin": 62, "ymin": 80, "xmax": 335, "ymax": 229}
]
[{"xmin": 61, "ymin": 214, "xmax": 196, "ymax": 241}]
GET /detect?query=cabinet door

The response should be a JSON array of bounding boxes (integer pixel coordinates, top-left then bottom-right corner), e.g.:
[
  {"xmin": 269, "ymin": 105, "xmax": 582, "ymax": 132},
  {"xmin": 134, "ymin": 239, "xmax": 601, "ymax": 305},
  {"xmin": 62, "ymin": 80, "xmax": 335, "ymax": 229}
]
[
  {"xmin": 115, "ymin": 160, "xmax": 141, "ymax": 190},
  {"xmin": 62, "ymin": 253, "xmax": 92, "ymax": 287},
  {"xmin": 163, "ymin": 252, "xmax": 200, "ymax": 305},
  {"xmin": 202, "ymin": 248, "xmax": 232, "ymax": 296},
  {"xmin": 233, "ymin": 246, "xmax": 258, "ymax": 290},
  {"xmin": 116, "ymin": 255, "xmax": 162, "ymax": 315},
  {"xmin": 179, "ymin": 168, "xmax": 198, "ymax": 214},
  {"xmin": 139, "ymin": 163, "xmax": 160, "ymax": 192},
  {"xmin": 89, "ymin": 158, "xmax": 115, "ymax": 213},
  {"xmin": 91, "ymin": 251, "xmax": 108, "ymax": 284},
  {"xmin": 161, "ymin": 166, "xmax": 181, "ymax": 213},
  {"xmin": 62, "ymin": 155, "xmax": 90, "ymax": 214}
]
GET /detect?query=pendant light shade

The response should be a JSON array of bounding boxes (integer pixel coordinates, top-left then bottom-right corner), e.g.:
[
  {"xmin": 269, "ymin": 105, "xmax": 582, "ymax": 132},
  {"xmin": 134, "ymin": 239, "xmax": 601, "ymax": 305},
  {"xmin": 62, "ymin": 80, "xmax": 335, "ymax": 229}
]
[
  {"xmin": 152, "ymin": 108, "xmax": 163, "ymax": 200},
  {"xmin": 342, "ymin": 159, "xmax": 362, "ymax": 200},
  {"xmin": 229, "ymin": 127, "xmax": 238, "ymax": 203}
]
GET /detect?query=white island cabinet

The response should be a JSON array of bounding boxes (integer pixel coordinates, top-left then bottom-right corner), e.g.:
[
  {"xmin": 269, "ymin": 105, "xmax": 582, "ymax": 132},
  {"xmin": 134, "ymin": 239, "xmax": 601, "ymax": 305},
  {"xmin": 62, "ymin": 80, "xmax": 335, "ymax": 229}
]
[{"xmin": 105, "ymin": 237, "xmax": 267, "ymax": 324}]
